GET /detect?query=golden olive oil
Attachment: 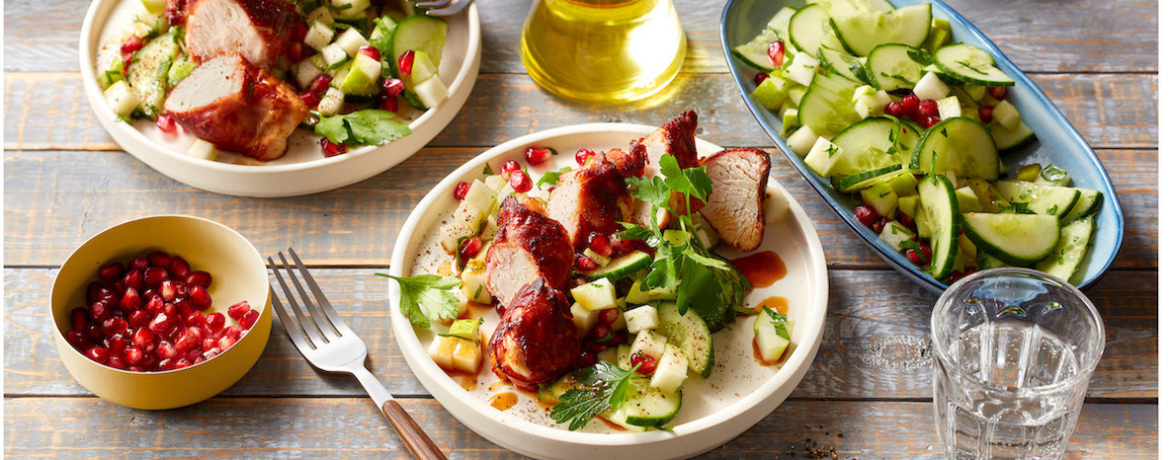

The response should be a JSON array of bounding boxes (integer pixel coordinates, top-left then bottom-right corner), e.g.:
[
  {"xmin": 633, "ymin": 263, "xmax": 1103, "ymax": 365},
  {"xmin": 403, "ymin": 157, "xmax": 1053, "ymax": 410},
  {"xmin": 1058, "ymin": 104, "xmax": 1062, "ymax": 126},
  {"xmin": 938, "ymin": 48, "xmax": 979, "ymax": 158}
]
[{"xmin": 519, "ymin": 0, "xmax": 687, "ymax": 105}]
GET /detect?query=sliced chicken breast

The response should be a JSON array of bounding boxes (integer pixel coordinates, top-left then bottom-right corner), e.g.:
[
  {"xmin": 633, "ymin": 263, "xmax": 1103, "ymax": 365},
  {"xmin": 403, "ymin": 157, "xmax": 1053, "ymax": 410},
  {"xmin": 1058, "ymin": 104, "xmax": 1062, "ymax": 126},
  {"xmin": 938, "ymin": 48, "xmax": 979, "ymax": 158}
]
[
  {"xmin": 630, "ymin": 110, "xmax": 703, "ymax": 229},
  {"xmin": 489, "ymin": 278, "xmax": 581, "ymax": 392},
  {"xmin": 183, "ymin": 0, "xmax": 301, "ymax": 67},
  {"xmin": 164, "ymin": 54, "xmax": 307, "ymax": 161},
  {"xmin": 546, "ymin": 158, "xmax": 634, "ymax": 251},
  {"xmin": 699, "ymin": 148, "xmax": 771, "ymax": 252},
  {"xmin": 485, "ymin": 196, "xmax": 574, "ymax": 306}
]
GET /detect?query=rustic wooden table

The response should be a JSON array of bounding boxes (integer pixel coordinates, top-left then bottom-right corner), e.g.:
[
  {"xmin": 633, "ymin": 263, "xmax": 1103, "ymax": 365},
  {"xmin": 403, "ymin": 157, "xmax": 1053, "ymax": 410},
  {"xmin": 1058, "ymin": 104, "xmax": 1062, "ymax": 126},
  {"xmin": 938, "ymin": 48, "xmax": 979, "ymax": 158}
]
[{"xmin": 3, "ymin": 0, "xmax": 1157, "ymax": 457}]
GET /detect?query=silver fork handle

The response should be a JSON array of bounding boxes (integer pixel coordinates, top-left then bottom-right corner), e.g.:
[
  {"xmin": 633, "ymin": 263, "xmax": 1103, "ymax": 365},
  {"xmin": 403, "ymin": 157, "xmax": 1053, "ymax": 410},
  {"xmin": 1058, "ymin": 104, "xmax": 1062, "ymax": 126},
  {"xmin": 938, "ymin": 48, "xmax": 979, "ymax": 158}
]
[{"xmin": 351, "ymin": 366, "xmax": 448, "ymax": 460}]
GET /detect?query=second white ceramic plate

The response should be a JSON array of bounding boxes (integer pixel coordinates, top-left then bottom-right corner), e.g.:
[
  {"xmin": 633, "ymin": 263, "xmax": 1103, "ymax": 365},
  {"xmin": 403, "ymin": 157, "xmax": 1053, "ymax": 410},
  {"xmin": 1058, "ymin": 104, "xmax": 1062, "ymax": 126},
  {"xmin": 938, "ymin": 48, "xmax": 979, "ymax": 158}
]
[
  {"xmin": 389, "ymin": 123, "xmax": 829, "ymax": 460},
  {"xmin": 79, "ymin": 0, "xmax": 482, "ymax": 197}
]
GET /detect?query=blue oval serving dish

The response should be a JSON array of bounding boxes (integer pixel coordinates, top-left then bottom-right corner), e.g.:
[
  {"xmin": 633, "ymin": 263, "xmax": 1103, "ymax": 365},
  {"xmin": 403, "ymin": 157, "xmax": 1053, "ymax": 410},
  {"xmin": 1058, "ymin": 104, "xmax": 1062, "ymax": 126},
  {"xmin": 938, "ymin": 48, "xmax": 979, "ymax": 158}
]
[{"xmin": 720, "ymin": 0, "xmax": 1123, "ymax": 295}]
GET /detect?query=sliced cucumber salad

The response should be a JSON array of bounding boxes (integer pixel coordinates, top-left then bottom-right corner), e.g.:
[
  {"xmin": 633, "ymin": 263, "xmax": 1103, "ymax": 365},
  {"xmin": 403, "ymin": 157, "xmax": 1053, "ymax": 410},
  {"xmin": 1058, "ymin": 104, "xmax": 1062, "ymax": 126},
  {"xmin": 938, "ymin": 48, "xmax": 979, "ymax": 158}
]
[{"xmin": 736, "ymin": 0, "xmax": 1101, "ymax": 283}]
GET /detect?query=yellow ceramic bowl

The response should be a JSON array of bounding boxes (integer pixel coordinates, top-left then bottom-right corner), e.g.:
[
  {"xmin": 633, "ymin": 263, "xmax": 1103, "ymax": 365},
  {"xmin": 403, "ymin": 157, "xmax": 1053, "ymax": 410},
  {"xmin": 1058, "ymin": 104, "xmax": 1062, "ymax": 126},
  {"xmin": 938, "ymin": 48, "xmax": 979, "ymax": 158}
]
[{"xmin": 50, "ymin": 215, "xmax": 271, "ymax": 410}]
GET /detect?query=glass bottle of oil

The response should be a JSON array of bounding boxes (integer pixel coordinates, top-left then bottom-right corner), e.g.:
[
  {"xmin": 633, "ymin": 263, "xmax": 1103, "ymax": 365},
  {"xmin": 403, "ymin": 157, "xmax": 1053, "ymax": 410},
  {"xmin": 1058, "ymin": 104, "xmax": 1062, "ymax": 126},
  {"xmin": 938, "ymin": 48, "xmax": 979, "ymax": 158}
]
[{"xmin": 519, "ymin": 0, "xmax": 687, "ymax": 105}]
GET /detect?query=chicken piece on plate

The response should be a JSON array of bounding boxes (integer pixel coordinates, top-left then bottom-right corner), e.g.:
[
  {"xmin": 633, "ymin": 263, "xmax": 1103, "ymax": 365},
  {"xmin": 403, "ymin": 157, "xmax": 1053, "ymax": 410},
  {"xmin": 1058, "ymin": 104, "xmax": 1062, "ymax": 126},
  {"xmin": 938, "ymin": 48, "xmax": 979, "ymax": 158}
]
[
  {"xmin": 698, "ymin": 148, "xmax": 771, "ymax": 252},
  {"xmin": 164, "ymin": 54, "xmax": 307, "ymax": 161},
  {"xmin": 488, "ymin": 278, "xmax": 582, "ymax": 392},
  {"xmin": 603, "ymin": 145, "xmax": 647, "ymax": 178},
  {"xmin": 630, "ymin": 110, "xmax": 702, "ymax": 229},
  {"xmin": 181, "ymin": 0, "xmax": 302, "ymax": 67},
  {"xmin": 485, "ymin": 196, "xmax": 575, "ymax": 306},
  {"xmin": 546, "ymin": 158, "xmax": 634, "ymax": 251}
]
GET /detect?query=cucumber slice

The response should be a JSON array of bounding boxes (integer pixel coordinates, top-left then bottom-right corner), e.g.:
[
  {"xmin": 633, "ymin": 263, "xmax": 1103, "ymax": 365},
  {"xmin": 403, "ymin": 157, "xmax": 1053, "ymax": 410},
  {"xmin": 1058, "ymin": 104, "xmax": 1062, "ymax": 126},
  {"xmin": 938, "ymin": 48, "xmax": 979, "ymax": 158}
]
[
  {"xmin": 788, "ymin": 4, "xmax": 844, "ymax": 54},
  {"xmin": 580, "ymin": 251, "xmax": 653, "ymax": 280},
  {"xmin": 866, "ymin": 44, "xmax": 926, "ymax": 91},
  {"xmin": 992, "ymin": 180, "xmax": 1082, "ymax": 219},
  {"xmin": 829, "ymin": 4, "xmax": 932, "ymax": 56},
  {"xmin": 836, "ymin": 164, "xmax": 903, "ymax": 193},
  {"xmin": 976, "ymin": 251, "xmax": 1006, "ymax": 270},
  {"xmin": 733, "ymin": 34, "xmax": 778, "ymax": 71},
  {"xmin": 1035, "ymin": 217, "xmax": 1094, "ymax": 281},
  {"xmin": 990, "ymin": 120, "xmax": 1037, "ymax": 152},
  {"xmin": 817, "ymin": 47, "xmax": 862, "ymax": 83},
  {"xmin": 753, "ymin": 309, "xmax": 794, "ymax": 362},
  {"xmin": 918, "ymin": 175, "xmax": 959, "ymax": 279},
  {"xmin": 658, "ymin": 302, "xmax": 715, "ymax": 378},
  {"xmin": 798, "ymin": 72, "xmax": 862, "ymax": 138},
  {"xmin": 391, "ymin": 15, "xmax": 448, "ymax": 74},
  {"xmin": 127, "ymin": 32, "xmax": 179, "ymax": 118},
  {"xmin": 767, "ymin": 7, "xmax": 798, "ymax": 44},
  {"xmin": 932, "ymin": 43, "xmax": 1014, "ymax": 87},
  {"xmin": 811, "ymin": 0, "xmax": 893, "ymax": 16},
  {"xmin": 829, "ymin": 117, "xmax": 920, "ymax": 179},
  {"xmin": 614, "ymin": 377, "xmax": 681, "ymax": 428},
  {"xmin": 909, "ymin": 117, "xmax": 1000, "ymax": 181},
  {"xmin": 960, "ymin": 212, "xmax": 1060, "ymax": 266},
  {"xmin": 1062, "ymin": 188, "xmax": 1103, "ymax": 224}
]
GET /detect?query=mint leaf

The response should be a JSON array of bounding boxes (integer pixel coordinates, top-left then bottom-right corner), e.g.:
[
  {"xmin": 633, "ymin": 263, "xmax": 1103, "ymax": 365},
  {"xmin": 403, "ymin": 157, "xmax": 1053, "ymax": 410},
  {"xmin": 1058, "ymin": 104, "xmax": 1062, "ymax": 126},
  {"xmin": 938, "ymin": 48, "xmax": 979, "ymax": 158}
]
[
  {"xmin": 376, "ymin": 273, "xmax": 460, "ymax": 328},
  {"xmin": 549, "ymin": 362, "xmax": 640, "ymax": 431}
]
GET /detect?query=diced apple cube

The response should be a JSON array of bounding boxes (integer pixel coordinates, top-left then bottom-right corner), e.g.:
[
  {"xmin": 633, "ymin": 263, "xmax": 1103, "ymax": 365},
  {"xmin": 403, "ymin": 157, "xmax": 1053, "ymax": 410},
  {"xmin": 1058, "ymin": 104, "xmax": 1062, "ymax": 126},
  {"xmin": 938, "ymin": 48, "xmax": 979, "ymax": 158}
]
[
  {"xmin": 913, "ymin": 71, "xmax": 950, "ymax": 101},
  {"xmin": 428, "ymin": 335, "xmax": 458, "ymax": 369},
  {"xmin": 460, "ymin": 260, "xmax": 492, "ymax": 304},
  {"xmin": 650, "ymin": 345, "xmax": 689, "ymax": 393},
  {"xmin": 570, "ymin": 302, "xmax": 599, "ymax": 337},
  {"xmin": 335, "ymin": 28, "xmax": 369, "ymax": 57},
  {"xmin": 413, "ymin": 75, "xmax": 449, "ymax": 109},
  {"xmin": 451, "ymin": 339, "xmax": 481, "ymax": 373},
  {"xmin": 786, "ymin": 51, "xmax": 819, "ymax": 87},
  {"xmin": 304, "ymin": 20, "xmax": 334, "ymax": 51},
  {"xmin": 786, "ymin": 125, "xmax": 818, "ymax": 158},
  {"xmin": 629, "ymin": 329, "xmax": 668, "ymax": 362},
  {"xmin": 804, "ymin": 137, "xmax": 843, "ymax": 177},
  {"xmin": 186, "ymin": 139, "xmax": 220, "ymax": 161},
  {"xmin": 570, "ymin": 278, "xmax": 617, "ymax": 311},
  {"xmin": 317, "ymin": 87, "xmax": 345, "ymax": 116},
  {"xmin": 330, "ymin": 0, "xmax": 370, "ymax": 19},
  {"xmin": 103, "ymin": 80, "xmax": 139, "ymax": 118},
  {"xmin": 623, "ymin": 305, "xmax": 659, "ymax": 334},
  {"xmin": 992, "ymin": 99, "xmax": 1020, "ymax": 130}
]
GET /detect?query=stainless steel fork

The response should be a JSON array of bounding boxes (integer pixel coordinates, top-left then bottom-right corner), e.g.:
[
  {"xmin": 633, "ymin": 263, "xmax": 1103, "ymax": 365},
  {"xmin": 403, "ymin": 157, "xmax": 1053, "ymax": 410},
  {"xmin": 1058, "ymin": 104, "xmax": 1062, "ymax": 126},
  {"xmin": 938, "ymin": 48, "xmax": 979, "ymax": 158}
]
[
  {"xmin": 268, "ymin": 248, "xmax": 447, "ymax": 460},
  {"xmin": 409, "ymin": 0, "xmax": 472, "ymax": 16}
]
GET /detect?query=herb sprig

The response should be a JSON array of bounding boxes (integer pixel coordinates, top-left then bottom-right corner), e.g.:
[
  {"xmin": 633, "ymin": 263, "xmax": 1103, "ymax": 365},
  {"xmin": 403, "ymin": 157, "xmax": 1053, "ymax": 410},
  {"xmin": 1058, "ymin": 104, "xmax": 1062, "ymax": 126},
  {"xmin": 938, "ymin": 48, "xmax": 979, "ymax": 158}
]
[
  {"xmin": 376, "ymin": 273, "xmax": 461, "ymax": 328},
  {"xmin": 549, "ymin": 361, "xmax": 640, "ymax": 431}
]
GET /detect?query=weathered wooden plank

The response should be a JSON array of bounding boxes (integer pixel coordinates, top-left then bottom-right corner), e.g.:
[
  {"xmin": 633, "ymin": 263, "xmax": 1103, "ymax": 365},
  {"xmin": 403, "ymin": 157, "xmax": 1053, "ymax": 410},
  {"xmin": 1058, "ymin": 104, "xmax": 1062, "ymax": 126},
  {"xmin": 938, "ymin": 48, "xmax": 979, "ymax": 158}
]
[
  {"xmin": 6, "ymin": 268, "xmax": 1155, "ymax": 399},
  {"xmin": 2, "ymin": 397, "xmax": 1156, "ymax": 459},
  {"xmin": 3, "ymin": 148, "xmax": 1157, "ymax": 269},
  {"xmin": 3, "ymin": 73, "xmax": 1158, "ymax": 151},
  {"xmin": 4, "ymin": 0, "xmax": 1157, "ymax": 74}
]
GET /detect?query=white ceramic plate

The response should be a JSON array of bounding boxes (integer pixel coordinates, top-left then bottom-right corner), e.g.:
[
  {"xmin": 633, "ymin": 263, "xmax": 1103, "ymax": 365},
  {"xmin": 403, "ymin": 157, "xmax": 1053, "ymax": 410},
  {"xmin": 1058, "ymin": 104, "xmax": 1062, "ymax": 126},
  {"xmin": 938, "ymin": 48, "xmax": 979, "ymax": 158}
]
[
  {"xmin": 79, "ymin": 0, "xmax": 481, "ymax": 197},
  {"xmin": 389, "ymin": 124, "xmax": 829, "ymax": 460}
]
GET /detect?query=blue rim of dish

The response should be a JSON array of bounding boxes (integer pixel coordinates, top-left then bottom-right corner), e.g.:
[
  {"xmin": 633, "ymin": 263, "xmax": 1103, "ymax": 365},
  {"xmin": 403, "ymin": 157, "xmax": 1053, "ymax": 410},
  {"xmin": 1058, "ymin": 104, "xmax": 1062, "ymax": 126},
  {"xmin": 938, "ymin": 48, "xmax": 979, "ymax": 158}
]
[{"xmin": 719, "ymin": 0, "xmax": 1123, "ymax": 295}]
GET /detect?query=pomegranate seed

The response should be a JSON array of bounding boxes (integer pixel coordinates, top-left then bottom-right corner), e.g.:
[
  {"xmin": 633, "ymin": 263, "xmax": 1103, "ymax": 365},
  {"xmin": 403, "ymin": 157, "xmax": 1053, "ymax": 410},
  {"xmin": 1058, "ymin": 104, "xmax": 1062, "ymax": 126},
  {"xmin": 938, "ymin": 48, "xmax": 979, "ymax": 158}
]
[
  {"xmin": 227, "ymin": 302, "xmax": 252, "ymax": 321},
  {"xmin": 122, "ymin": 54, "xmax": 134, "ymax": 75},
  {"xmin": 186, "ymin": 271, "xmax": 212, "ymax": 289},
  {"xmin": 979, "ymin": 105, "xmax": 995, "ymax": 124},
  {"xmin": 599, "ymin": 308, "xmax": 620, "ymax": 325},
  {"xmin": 120, "ymin": 36, "xmax": 144, "ymax": 56},
  {"xmin": 174, "ymin": 298, "xmax": 195, "ymax": 318},
  {"xmin": 224, "ymin": 325, "xmax": 243, "ymax": 340},
  {"xmin": 130, "ymin": 257, "xmax": 149, "ymax": 271},
  {"xmin": 98, "ymin": 263, "xmax": 124, "ymax": 284},
  {"xmin": 584, "ymin": 341, "xmax": 608, "ymax": 353},
  {"xmin": 358, "ymin": 45, "xmax": 380, "ymax": 61},
  {"xmin": 380, "ymin": 95, "xmax": 398, "ymax": 112},
  {"xmin": 987, "ymin": 86, "xmax": 1008, "ymax": 100},
  {"xmin": 124, "ymin": 346, "xmax": 144, "ymax": 365},
  {"xmin": 122, "ymin": 269, "xmax": 144, "ymax": 290},
  {"xmin": 71, "ymin": 307, "xmax": 89, "ymax": 331},
  {"xmin": 767, "ymin": 40, "xmax": 785, "ymax": 68},
  {"xmin": 309, "ymin": 74, "xmax": 332, "ymax": 95},
  {"xmin": 575, "ymin": 254, "xmax": 598, "ymax": 271},
  {"xmin": 174, "ymin": 358, "xmax": 193, "ymax": 369},
  {"xmin": 217, "ymin": 334, "xmax": 238, "ymax": 350},
  {"xmin": 923, "ymin": 116, "xmax": 941, "ymax": 129},
  {"xmin": 753, "ymin": 72, "xmax": 769, "ymax": 86},
  {"xmin": 88, "ymin": 301, "xmax": 111, "ymax": 322},
  {"xmin": 186, "ymin": 311, "xmax": 206, "ymax": 328},
  {"xmin": 854, "ymin": 204, "xmax": 879, "ymax": 228},
  {"xmin": 132, "ymin": 328, "xmax": 155, "ymax": 350},
  {"xmin": 382, "ymin": 78, "xmax": 406, "ymax": 98},
  {"xmin": 144, "ymin": 266, "xmax": 169, "ymax": 286},
  {"xmin": 157, "ymin": 358, "xmax": 175, "ymax": 370},
  {"xmin": 128, "ymin": 309, "xmax": 150, "ymax": 329},
  {"xmin": 579, "ymin": 350, "xmax": 599, "ymax": 366},
  {"xmin": 189, "ymin": 285, "xmax": 212, "ymax": 310},
  {"xmin": 320, "ymin": 137, "xmax": 347, "ymax": 157},
  {"xmin": 85, "ymin": 323, "xmax": 103, "ymax": 341},
  {"xmin": 66, "ymin": 330, "xmax": 88, "ymax": 348},
  {"xmin": 120, "ymin": 287, "xmax": 142, "ymax": 311},
  {"xmin": 288, "ymin": 41, "xmax": 305, "ymax": 61},
  {"xmin": 884, "ymin": 101, "xmax": 905, "ymax": 118},
  {"xmin": 609, "ymin": 234, "xmax": 639, "ymax": 255},
  {"xmin": 906, "ymin": 240, "xmax": 931, "ymax": 267},
  {"xmin": 500, "ymin": 160, "xmax": 522, "ymax": 176},
  {"xmin": 609, "ymin": 331, "xmax": 628, "ymax": 346},
  {"xmin": 298, "ymin": 91, "xmax": 321, "ymax": 109},
  {"xmin": 105, "ymin": 333, "xmax": 128, "ymax": 354},
  {"xmin": 147, "ymin": 251, "xmax": 172, "ymax": 267},
  {"xmin": 398, "ymin": 50, "xmax": 415, "ymax": 76},
  {"xmin": 459, "ymin": 237, "xmax": 483, "ymax": 261},
  {"xmin": 524, "ymin": 146, "xmax": 555, "ymax": 165},
  {"xmin": 202, "ymin": 338, "xmax": 218, "ymax": 353},
  {"xmin": 145, "ymin": 294, "xmax": 165, "ymax": 315},
  {"xmin": 88, "ymin": 282, "xmax": 111, "ymax": 304},
  {"xmin": 205, "ymin": 313, "xmax": 226, "ymax": 333},
  {"xmin": 453, "ymin": 181, "xmax": 471, "ymax": 200},
  {"xmin": 169, "ymin": 256, "xmax": 190, "ymax": 278},
  {"xmin": 239, "ymin": 310, "xmax": 260, "ymax": 330},
  {"xmin": 101, "ymin": 317, "xmax": 129, "ymax": 336},
  {"xmin": 917, "ymin": 99, "xmax": 939, "ymax": 119},
  {"xmin": 156, "ymin": 340, "xmax": 178, "ymax": 360},
  {"xmin": 575, "ymin": 149, "xmax": 597, "ymax": 165},
  {"xmin": 588, "ymin": 234, "xmax": 613, "ymax": 257},
  {"xmin": 87, "ymin": 346, "xmax": 111, "ymax": 364},
  {"xmin": 901, "ymin": 94, "xmax": 920, "ymax": 113},
  {"xmin": 159, "ymin": 280, "xmax": 178, "ymax": 302},
  {"xmin": 630, "ymin": 352, "xmax": 657, "ymax": 375},
  {"xmin": 871, "ymin": 216, "xmax": 891, "ymax": 233},
  {"xmin": 107, "ymin": 355, "xmax": 129, "ymax": 369},
  {"xmin": 509, "ymin": 170, "xmax": 532, "ymax": 193},
  {"xmin": 175, "ymin": 327, "xmax": 201, "ymax": 352},
  {"xmin": 897, "ymin": 210, "xmax": 916, "ymax": 231},
  {"xmin": 148, "ymin": 312, "xmax": 174, "ymax": 334}
]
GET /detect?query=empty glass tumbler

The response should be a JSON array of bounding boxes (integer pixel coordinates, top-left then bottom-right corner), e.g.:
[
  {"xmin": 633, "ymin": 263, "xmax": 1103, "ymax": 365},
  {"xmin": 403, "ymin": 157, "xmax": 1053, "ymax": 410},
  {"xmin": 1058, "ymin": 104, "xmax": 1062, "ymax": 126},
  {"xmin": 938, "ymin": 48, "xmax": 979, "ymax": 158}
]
[{"xmin": 931, "ymin": 268, "xmax": 1105, "ymax": 460}]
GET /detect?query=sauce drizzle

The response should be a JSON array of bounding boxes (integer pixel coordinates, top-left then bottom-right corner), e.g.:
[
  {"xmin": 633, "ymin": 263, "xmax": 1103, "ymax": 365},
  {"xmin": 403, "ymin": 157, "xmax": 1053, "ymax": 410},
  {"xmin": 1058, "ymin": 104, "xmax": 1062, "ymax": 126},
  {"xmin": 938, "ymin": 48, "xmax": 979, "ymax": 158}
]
[
  {"xmin": 730, "ymin": 251, "xmax": 786, "ymax": 288},
  {"xmin": 488, "ymin": 392, "xmax": 518, "ymax": 411}
]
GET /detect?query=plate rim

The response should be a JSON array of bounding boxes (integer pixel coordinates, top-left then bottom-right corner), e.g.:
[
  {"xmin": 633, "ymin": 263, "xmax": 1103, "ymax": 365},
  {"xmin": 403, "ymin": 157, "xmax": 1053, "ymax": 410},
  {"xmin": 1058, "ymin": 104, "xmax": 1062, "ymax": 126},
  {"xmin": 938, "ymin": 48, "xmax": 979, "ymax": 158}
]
[
  {"xmin": 387, "ymin": 122, "xmax": 829, "ymax": 457},
  {"xmin": 718, "ymin": 0, "xmax": 1124, "ymax": 295}
]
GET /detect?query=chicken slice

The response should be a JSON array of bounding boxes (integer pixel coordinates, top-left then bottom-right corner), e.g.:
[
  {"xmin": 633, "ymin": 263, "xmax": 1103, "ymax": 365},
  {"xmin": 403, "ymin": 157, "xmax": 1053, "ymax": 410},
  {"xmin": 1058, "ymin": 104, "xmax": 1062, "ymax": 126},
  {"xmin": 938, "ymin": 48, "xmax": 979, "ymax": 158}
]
[
  {"xmin": 630, "ymin": 110, "xmax": 702, "ymax": 229},
  {"xmin": 546, "ymin": 158, "xmax": 634, "ymax": 251},
  {"xmin": 164, "ymin": 54, "xmax": 307, "ymax": 161},
  {"xmin": 182, "ymin": 0, "xmax": 301, "ymax": 67},
  {"xmin": 698, "ymin": 149, "xmax": 771, "ymax": 252},
  {"xmin": 485, "ymin": 196, "xmax": 575, "ymax": 306},
  {"xmin": 488, "ymin": 278, "xmax": 581, "ymax": 392},
  {"xmin": 603, "ymin": 145, "xmax": 647, "ymax": 178}
]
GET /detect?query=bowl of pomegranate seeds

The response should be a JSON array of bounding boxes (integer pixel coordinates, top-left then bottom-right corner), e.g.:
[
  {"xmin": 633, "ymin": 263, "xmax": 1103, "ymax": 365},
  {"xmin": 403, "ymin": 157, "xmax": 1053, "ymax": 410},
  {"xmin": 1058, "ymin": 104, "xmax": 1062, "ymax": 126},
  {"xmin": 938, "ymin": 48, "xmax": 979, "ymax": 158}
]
[{"xmin": 50, "ymin": 215, "xmax": 271, "ymax": 410}]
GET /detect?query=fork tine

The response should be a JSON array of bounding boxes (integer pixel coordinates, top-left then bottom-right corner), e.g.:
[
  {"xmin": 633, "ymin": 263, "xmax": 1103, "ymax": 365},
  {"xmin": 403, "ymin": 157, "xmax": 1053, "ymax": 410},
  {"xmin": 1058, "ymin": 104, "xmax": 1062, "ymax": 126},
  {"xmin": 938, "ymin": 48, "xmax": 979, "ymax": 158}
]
[
  {"xmin": 267, "ymin": 284, "xmax": 315, "ymax": 352},
  {"xmin": 413, "ymin": 0, "xmax": 448, "ymax": 8},
  {"xmin": 288, "ymin": 248, "xmax": 354, "ymax": 336},
  {"xmin": 424, "ymin": 0, "xmax": 469, "ymax": 16},
  {"xmin": 277, "ymin": 251, "xmax": 342, "ymax": 340},
  {"xmin": 270, "ymin": 253, "xmax": 329, "ymax": 347}
]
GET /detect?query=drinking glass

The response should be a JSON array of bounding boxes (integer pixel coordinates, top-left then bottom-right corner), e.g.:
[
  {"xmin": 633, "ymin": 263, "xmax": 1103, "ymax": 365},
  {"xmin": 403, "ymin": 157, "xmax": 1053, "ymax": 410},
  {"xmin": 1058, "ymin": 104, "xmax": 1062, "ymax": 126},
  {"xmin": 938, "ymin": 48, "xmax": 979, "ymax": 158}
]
[
  {"xmin": 519, "ymin": 0, "xmax": 687, "ymax": 105},
  {"xmin": 931, "ymin": 268, "xmax": 1105, "ymax": 460}
]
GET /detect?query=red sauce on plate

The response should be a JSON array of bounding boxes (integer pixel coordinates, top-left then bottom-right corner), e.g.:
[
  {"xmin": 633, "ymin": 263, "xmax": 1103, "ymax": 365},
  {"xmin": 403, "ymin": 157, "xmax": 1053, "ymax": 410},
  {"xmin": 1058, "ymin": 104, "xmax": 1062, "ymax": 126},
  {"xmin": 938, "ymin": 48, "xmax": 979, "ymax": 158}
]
[
  {"xmin": 489, "ymin": 392, "xmax": 519, "ymax": 411},
  {"xmin": 730, "ymin": 251, "xmax": 786, "ymax": 288}
]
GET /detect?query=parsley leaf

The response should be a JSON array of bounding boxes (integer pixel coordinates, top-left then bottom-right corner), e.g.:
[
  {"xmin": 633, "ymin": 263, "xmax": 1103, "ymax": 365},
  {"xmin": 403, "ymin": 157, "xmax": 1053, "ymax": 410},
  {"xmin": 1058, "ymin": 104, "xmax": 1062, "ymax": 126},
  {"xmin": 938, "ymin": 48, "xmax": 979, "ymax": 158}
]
[
  {"xmin": 660, "ymin": 155, "xmax": 712, "ymax": 203},
  {"xmin": 627, "ymin": 175, "xmax": 671, "ymax": 208},
  {"xmin": 535, "ymin": 166, "xmax": 571, "ymax": 189},
  {"xmin": 375, "ymin": 273, "xmax": 461, "ymax": 328},
  {"xmin": 762, "ymin": 307, "xmax": 791, "ymax": 341},
  {"xmin": 549, "ymin": 362, "xmax": 640, "ymax": 431},
  {"xmin": 616, "ymin": 222, "xmax": 660, "ymax": 248},
  {"xmin": 316, "ymin": 109, "xmax": 413, "ymax": 147}
]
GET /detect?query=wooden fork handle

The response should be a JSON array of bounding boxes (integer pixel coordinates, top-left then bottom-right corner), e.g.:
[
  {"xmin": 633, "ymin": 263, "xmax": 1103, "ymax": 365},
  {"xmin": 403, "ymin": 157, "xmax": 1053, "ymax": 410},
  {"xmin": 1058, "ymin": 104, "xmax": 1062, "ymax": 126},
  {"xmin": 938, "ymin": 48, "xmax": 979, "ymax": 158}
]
[{"xmin": 382, "ymin": 400, "xmax": 448, "ymax": 460}]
